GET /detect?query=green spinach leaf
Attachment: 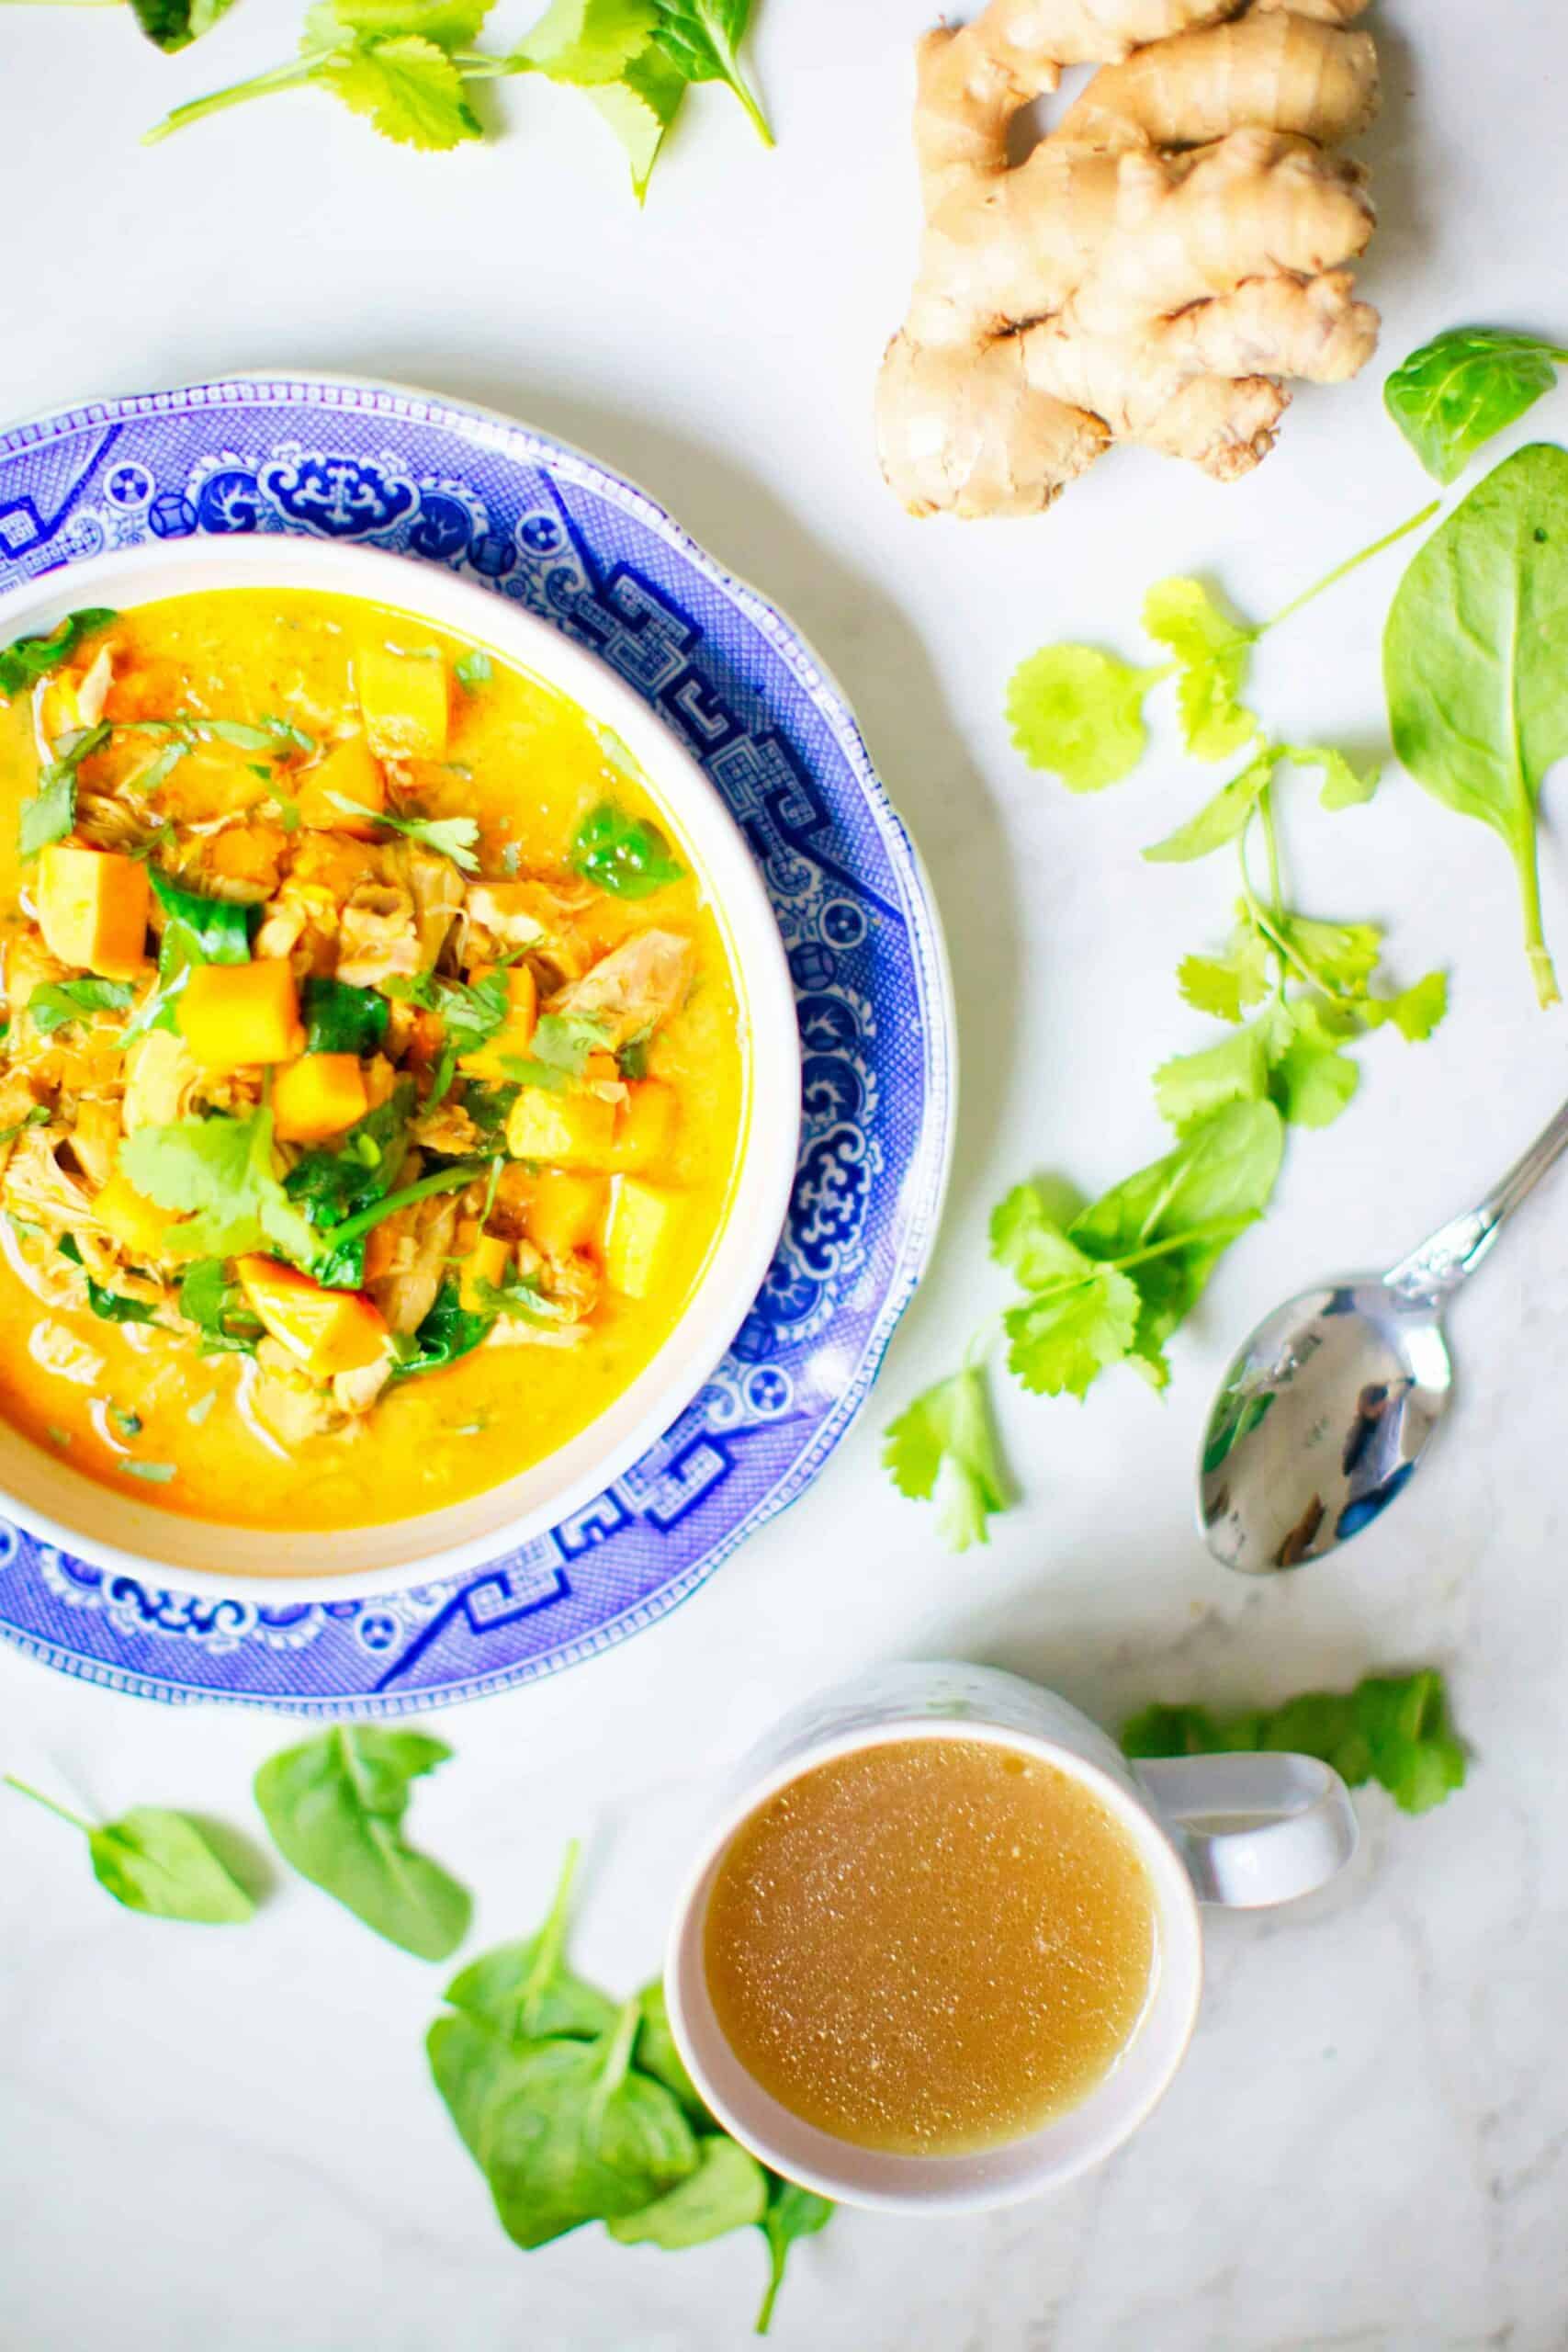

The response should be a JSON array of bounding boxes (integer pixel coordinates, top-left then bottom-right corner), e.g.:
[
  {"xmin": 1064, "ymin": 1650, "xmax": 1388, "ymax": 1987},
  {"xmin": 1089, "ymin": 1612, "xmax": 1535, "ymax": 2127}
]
[
  {"xmin": 28, "ymin": 978, "xmax": 134, "ymax": 1036},
  {"xmin": 0, "ymin": 610, "xmax": 116, "ymax": 700},
  {"xmin": 445, "ymin": 1842, "xmax": 618, "ymax": 2043},
  {"xmin": 301, "ymin": 975, "xmax": 390, "ymax": 1056},
  {"xmin": 608, "ymin": 2133, "xmax": 767, "ymax": 2246},
  {"xmin": 254, "ymin": 1726, "xmax": 472, "ymax": 1960},
  {"xmin": 570, "ymin": 799, "xmax": 684, "ymax": 899},
  {"xmin": 4, "ymin": 1774, "xmax": 254, "ymax": 1923},
  {"xmin": 178, "ymin": 1258, "xmax": 265, "ymax": 1354},
  {"xmin": 756, "ymin": 2179, "xmax": 834, "ymax": 2335},
  {"xmin": 1385, "ymin": 326, "xmax": 1567, "ymax": 485},
  {"xmin": 1384, "ymin": 441, "xmax": 1568, "ymax": 1005}
]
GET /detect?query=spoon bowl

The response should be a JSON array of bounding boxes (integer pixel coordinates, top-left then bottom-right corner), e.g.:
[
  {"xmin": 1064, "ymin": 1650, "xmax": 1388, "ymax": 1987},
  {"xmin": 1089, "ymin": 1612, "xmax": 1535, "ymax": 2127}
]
[{"xmin": 1199, "ymin": 1276, "xmax": 1453, "ymax": 1574}]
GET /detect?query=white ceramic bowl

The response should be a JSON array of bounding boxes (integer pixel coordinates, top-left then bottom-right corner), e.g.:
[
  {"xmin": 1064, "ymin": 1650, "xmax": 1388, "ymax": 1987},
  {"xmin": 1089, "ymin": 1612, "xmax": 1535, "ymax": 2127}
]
[{"xmin": 0, "ymin": 537, "xmax": 801, "ymax": 1600}]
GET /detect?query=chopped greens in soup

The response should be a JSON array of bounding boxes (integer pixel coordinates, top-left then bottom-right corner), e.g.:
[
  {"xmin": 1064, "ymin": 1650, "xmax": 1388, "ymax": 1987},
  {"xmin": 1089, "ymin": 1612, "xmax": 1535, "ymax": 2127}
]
[{"xmin": 0, "ymin": 591, "xmax": 747, "ymax": 1546}]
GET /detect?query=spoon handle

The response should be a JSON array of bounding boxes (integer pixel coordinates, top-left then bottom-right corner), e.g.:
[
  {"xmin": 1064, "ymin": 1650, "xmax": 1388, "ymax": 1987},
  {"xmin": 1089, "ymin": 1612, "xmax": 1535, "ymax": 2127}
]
[{"xmin": 1386, "ymin": 1097, "xmax": 1568, "ymax": 1301}]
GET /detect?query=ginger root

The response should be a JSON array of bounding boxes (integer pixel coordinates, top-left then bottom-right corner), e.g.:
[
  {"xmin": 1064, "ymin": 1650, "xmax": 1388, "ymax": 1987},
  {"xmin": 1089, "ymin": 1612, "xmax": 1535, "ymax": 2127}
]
[{"xmin": 876, "ymin": 0, "xmax": 1382, "ymax": 519}]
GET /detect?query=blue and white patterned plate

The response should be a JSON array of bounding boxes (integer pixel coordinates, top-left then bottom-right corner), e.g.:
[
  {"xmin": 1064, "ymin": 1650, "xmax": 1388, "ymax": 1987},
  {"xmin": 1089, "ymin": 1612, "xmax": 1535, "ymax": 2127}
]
[{"xmin": 0, "ymin": 376, "xmax": 953, "ymax": 1714}]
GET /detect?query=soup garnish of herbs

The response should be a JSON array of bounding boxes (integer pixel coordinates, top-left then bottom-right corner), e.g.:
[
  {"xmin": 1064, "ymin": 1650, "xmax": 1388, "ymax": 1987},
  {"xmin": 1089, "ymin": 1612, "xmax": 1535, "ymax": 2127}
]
[{"xmin": 0, "ymin": 593, "xmax": 746, "ymax": 1539}]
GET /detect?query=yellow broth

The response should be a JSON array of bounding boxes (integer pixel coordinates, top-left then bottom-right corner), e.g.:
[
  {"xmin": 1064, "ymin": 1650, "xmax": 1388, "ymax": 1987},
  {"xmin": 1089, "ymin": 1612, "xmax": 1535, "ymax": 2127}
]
[{"xmin": 0, "ymin": 590, "xmax": 749, "ymax": 1543}]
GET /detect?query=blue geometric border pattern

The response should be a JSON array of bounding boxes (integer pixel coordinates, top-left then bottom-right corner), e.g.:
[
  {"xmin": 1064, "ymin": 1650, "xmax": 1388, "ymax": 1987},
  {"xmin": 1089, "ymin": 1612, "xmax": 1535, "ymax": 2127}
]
[{"xmin": 0, "ymin": 378, "xmax": 953, "ymax": 1713}]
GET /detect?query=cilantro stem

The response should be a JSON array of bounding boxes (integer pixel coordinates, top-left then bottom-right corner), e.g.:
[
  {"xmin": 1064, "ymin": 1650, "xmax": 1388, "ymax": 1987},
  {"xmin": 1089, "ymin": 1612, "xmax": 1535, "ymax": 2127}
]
[
  {"xmin": 143, "ymin": 51, "xmax": 333, "ymax": 144},
  {"xmin": 315, "ymin": 1159, "xmax": 490, "ymax": 1251},
  {"xmin": 4, "ymin": 1773, "xmax": 91, "ymax": 1834},
  {"xmin": 1266, "ymin": 498, "xmax": 1441, "ymax": 633}
]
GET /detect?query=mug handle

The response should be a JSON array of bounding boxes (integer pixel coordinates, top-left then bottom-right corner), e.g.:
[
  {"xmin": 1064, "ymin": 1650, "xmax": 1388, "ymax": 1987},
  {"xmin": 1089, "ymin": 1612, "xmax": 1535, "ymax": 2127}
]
[{"xmin": 1133, "ymin": 1752, "xmax": 1359, "ymax": 1907}]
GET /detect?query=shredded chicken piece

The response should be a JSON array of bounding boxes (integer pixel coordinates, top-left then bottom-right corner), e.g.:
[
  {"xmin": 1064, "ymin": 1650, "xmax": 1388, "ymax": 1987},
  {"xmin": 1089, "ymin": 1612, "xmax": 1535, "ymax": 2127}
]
[
  {"xmin": 338, "ymin": 882, "xmax": 421, "ymax": 988},
  {"xmin": 67, "ymin": 1097, "xmax": 121, "ymax": 1191},
  {"xmin": 2, "ymin": 1126, "xmax": 100, "ymax": 1235},
  {"xmin": 332, "ymin": 1357, "xmax": 394, "ymax": 1418},
  {"xmin": 122, "ymin": 1030, "xmax": 200, "ymax": 1132},
  {"xmin": 75, "ymin": 792, "xmax": 152, "ymax": 852},
  {"xmin": 412, "ymin": 1100, "xmax": 481, "ymax": 1158},
  {"xmin": 250, "ymin": 1341, "xmax": 348, "ymax": 1445},
  {"xmin": 253, "ymin": 878, "xmax": 340, "ymax": 973},
  {"xmin": 389, "ymin": 843, "xmax": 466, "ymax": 968},
  {"xmin": 550, "ymin": 929, "xmax": 694, "ymax": 1048},
  {"xmin": 368, "ymin": 1193, "xmax": 459, "ymax": 1334}
]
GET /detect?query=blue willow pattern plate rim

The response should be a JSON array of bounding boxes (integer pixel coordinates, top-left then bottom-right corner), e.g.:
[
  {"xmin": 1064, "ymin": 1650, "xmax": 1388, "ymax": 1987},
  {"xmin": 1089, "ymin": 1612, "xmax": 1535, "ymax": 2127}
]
[{"xmin": 0, "ymin": 374, "xmax": 956, "ymax": 1713}]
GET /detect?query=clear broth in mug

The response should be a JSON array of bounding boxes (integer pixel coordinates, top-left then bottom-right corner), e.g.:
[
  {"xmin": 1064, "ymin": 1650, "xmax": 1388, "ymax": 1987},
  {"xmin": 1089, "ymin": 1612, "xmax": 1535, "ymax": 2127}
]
[{"xmin": 703, "ymin": 1736, "xmax": 1157, "ymax": 2157}]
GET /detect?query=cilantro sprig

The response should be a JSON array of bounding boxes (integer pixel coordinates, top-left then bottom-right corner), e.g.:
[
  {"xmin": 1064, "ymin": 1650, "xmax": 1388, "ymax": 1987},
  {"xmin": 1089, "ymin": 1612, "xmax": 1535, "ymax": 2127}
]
[
  {"xmin": 891, "ymin": 499, "xmax": 1455, "ymax": 1551},
  {"xmin": 145, "ymin": 0, "xmax": 773, "ymax": 200}
]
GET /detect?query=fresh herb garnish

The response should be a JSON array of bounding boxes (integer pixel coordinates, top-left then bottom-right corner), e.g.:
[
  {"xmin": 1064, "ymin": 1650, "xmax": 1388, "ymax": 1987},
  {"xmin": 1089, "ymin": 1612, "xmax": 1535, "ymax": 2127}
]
[
  {"xmin": 119, "ymin": 1105, "xmax": 321, "ymax": 1265},
  {"xmin": 0, "ymin": 1105, "xmax": 51, "ymax": 1145},
  {"xmin": 454, "ymin": 649, "xmax": 492, "ymax": 692},
  {"xmin": 177, "ymin": 1258, "xmax": 265, "ymax": 1354},
  {"xmin": 1384, "ymin": 324, "xmax": 1568, "ymax": 485},
  {"xmin": 3, "ymin": 1774, "xmax": 254, "ymax": 1922},
  {"xmin": 123, "ymin": 865, "xmax": 254, "ymax": 1039},
  {"xmin": 323, "ymin": 789, "xmax": 479, "ymax": 872},
  {"xmin": 1384, "ymin": 440, "xmax": 1568, "ymax": 1006},
  {"xmin": 391, "ymin": 1279, "xmax": 493, "ymax": 1375},
  {"xmin": 302, "ymin": 974, "xmax": 390, "ymax": 1057},
  {"xmin": 254, "ymin": 1726, "xmax": 472, "ymax": 1962},
  {"xmin": 58, "ymin": 1232, "xmax": 160, "ymax": 1327},
  {"xmin": 18, "ymin": 720, "xmax": 113, "ymax": 856},
  {"xmin": 28, "ymin": 977, "xmax": 135, "ymax": 1036},
  {"xmin": 0, "ymin": 609, "xmax": 116, "ymax": 701},
  {"xmin": 570, "ymin": 798, "xmax": 684, "ymax": 899},
  {"xmin": 120, "ymin": 1459, "xmax": 177, "ymax": 1482},
  {"xmin": 502, "ymin": 1009, "xmax": 610, "ymax": 1091},
  {"xmin": 1122, "ymin": 1668, "xmax": 1468, "ymax": 1816},
  {"xmin": 147, "ymin": 0, "xmax": 772, "ymax": 202}
]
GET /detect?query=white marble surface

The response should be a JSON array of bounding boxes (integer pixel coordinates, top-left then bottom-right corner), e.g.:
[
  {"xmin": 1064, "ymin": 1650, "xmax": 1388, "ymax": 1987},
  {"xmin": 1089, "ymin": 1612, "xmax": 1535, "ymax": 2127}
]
[{"xmin": 4, "ymin": 3, "xmax": 1568, "ymax": 2346}]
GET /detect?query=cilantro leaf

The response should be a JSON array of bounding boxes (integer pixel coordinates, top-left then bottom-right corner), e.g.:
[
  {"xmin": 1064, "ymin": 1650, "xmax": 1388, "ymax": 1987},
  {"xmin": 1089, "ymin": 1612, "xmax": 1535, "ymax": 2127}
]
[
  {"xmin": 1144, "ymin": 744, "xmax": 1273, "ymax": 864},
  {"xmin": 1122, "ymin": 1668, "xmax": 1466, "ymax": 1816},
  {"xmin": 1005, "ymin": 644, "xmax": 1163, "ymax": 793},
  {"xmin": 1378, "ymin": 969, "xmax": 1449, "ymax": 1042},
  {"xmin": 28, "ymin": 978, "xmax": 134, "ymax": 1037},
  {"xmin": 1280, "ymin": 741, "xmax": 1380, "ymax": 811},
  {"xmin": 322, "ymin": 31, "xmax": 483, "ymax": 145},
  {"xmin": 1141, "ymin": 576, "xmax": 1258, "ymax": 762},
  {"xmin": 324, "ymin": 790, "xmax": 480, "ymax": 869},
  {"xmin": 882, "ymin": 1366, "xmax": 1010, "ymax": 1551},
  {"xmin": 591, "ymin": 39, "xmax": 685, "ymax": 196},
  {"xmin": 178, "ymin": 1259, "xmax": 265, "ymax": 1355},
  {"xmin": 1264, "ymin": 999, "xmax": 1360, "ymax": 1129},
  {"xmin": 323, "ymin": 0, "xmax": 495, "ymax": 40},
  {"xmin": 512, "ymin": 0, "xmax": 658, "ymax": 83},
  {"xmin": 1003, "ymin": 1264, "xmax": 1141, "ymax": 1399},
  {"xmin": 1153, "ymin": 1025, "xmax": 1269, "ymax": 1134},
  {"xmin": 0, "ymin": 610, "xmax": 116, "ymax": 701},
  {"xmin": 1176, "ymin": 923, "xmax": 1272, "ymax": 1023},
  {"xmin": 1271, "ymin": 912, "xmax": 1383, "ymax": 1000},
  {"xmin": 120, "ymin": 1107, "xmax": 321, "ymax": 1265}
]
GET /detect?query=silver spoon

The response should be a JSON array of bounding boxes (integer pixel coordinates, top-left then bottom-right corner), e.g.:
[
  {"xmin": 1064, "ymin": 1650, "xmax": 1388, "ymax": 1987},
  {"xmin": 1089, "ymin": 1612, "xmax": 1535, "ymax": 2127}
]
[{"xmin": 1198, "ymin": 1099, "xmax": 1568, "ymax": 1574}]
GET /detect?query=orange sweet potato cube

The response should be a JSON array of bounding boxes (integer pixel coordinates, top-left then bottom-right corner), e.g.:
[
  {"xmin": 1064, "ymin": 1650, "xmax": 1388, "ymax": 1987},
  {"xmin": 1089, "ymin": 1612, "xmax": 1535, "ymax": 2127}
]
[
  {"xmin": 37, "ymin": 845, "xmax": 150, "ymax": 982},
  {"xmin": 525, "ymin": 1170, "xmax": 608, "ymax": 1259},
  {"xmin": 460, "ymin": 966, "xmax": 537, "ymax": 1085},
  {"xmin": 234, "ymin": 1256, "xmax": 389, "ymax": 1378},
  {"xmin": 297, "ymin": 734, "xmax": 387, "ymax": 836},
  {"xmin": 178, "ymin": 961, "xmax": 303, "ymax": 1070},
  {"xmin": 272, "ymin": 1053, "xmax": 369, "ymax": 1145}
]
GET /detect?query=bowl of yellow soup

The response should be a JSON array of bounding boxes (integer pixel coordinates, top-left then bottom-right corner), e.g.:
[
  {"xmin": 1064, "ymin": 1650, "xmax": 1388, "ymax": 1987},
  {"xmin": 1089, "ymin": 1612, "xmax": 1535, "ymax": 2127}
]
[{"xmin": 0, "ymin": 537, "xmax": 798, "ymax": 1598}]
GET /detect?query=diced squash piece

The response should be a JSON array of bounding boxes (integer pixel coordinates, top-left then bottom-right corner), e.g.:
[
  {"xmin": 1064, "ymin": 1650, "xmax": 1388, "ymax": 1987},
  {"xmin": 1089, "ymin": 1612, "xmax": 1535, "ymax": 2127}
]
[
  {"xmin": 604, "ymin": 1178, "xmax": 677, "ymax": 1299},
  {"xmin": 460, "ymin": 966, "xmax": 538, "ymax": 1084},
  {"xmin": 95, "ymin": 1171, "xmax": 199, "ymax": 1264},
  {"xmin": 356, "ymin": 643, "xmax": 448, "ymax": 761},
  {"xmin": 458, "ymin": 1231, "xmax": 513, "ymax": 1315},
  {"xmin": 273, "ymin": 1053, "xmax": 368, "ymax": 1145},
  {"xmin": 298, "ymin": 733, "xmax": 386, "ymax": 835},
  {"xmin": 235, "ymin": 1256, "xmax": 389, "ymax": 1378},
  {"xmin": 609, "ymin": 1080, "xmax": 678, "ymax": 1174},
  {"xmin": 526, "ymin": 1170, "xmax": 608, "ymax": 1260},
  {"xmin": 178, "ymin": 961, "xmax": 303, "ymax": 1070},
  {"xmin": 506, "ymin": 1087, "xmax": 617, "ymax": 1170},
  {"xmin": 37, "ymin": 845, "xmax": 149, "ymax": 982}
]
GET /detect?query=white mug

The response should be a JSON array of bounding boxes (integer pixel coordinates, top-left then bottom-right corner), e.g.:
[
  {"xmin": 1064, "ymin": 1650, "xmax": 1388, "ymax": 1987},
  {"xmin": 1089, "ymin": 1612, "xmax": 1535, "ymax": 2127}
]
[{"xmin": 664, "ymin": 1661, "xmax": 1358, "ymax": 2212}]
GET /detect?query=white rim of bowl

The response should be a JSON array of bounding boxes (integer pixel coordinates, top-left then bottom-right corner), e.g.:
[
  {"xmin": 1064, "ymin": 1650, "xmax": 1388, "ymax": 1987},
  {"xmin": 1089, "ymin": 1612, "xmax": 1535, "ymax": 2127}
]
[{"xmin": 0, "ymin": 537, "xmax": 801, "ymax": 1602}]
